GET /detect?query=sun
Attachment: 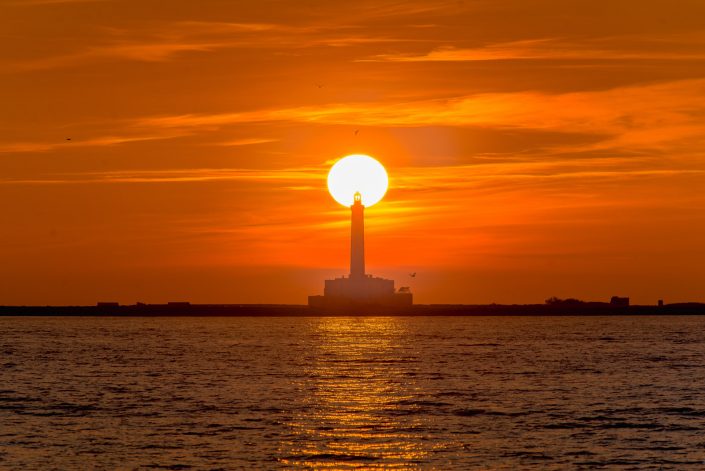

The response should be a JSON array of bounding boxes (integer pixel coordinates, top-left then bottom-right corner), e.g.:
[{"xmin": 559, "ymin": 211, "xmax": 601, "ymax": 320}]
[{"xmin": 327, "ymin": 154, "xmax": 388, "ymax": 207}]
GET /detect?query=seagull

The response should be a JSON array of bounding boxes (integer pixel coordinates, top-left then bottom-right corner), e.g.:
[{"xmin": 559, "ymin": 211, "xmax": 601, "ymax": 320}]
[
  {"xmin": 65, "ymin": 138, "xmax": 72, "ymax": 141},
  {"xmin": 409, "ymin": 272, "xmax": 416, "ymax": 278},
  {"xmin": 354, "ymin": 129, "xmax": 359, "ymax": 136},
  {"xmin": 315, "ymin": 83, "xmax": 324, "ymax": 89}
]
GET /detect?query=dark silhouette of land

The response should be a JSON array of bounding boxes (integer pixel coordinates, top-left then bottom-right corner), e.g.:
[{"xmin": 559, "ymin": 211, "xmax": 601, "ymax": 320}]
[{"xmin": 1, "ymin": 301, "xmax": 704, "ymax": 316}]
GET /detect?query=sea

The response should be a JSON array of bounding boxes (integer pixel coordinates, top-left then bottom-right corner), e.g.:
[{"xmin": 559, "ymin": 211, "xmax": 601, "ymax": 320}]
[{"xmin": 1, "ymin": 315, "xmax": 705, "ymax": 469}]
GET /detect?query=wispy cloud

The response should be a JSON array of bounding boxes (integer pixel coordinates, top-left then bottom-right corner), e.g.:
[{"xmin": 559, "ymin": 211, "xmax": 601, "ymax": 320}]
[
  {"xmin": 215, "ymin": 138, "xmax": 278, "ymax": 147},
  {"xmin": 0, "ymin": 133, "xmax": 278, "ymax": 154},
  {"xmin": 0, "ymin": 134, "xmax": 180, "ymax": 153},
  {"xmin": 2, "ymin": 19, "xmax": 415, "ymax": 72},
  {"xmin": 365, "ymin": 35, "xmax": 705, "ymax": 62},
  {"xmin": 0, "ymin": 167, "xmax": 325, "ymax": 185},
  {"xmin": 5, "ymin": 78, "xmax": 704, "ymax": 156},
  {"xmin": 3, "ymin": 0, "xmax": 109, "ymax": 5},
  {"xmin": 3, "ymin": 156, "xmax": 702, "ymax": 188},
  {"xmin": 134, "ymin": 78, "xmax": 705, "ymax": 154},
  {"xmin": 6, "ymin": 41, "xmax": 225, "ymax": 72},
  {"xmin": 395, "ymin": 161, "xmax": 705, "ymax": 192}
]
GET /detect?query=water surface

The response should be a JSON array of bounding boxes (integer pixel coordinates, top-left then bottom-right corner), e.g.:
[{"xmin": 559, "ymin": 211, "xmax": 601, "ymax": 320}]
[{"xmin": 1, "ymin": 316, "xmax": 705, "ymax": 469}]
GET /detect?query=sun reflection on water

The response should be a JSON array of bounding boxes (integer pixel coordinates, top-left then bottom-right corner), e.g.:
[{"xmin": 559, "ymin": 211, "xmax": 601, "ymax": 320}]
[{"xmin": 279, "ymin": 317, "xmax": 429, "ymax": 469}]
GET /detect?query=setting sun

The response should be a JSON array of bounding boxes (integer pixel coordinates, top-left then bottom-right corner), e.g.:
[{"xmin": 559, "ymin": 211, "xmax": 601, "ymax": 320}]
[{"xmin": 327, "ymin": 154, "xmax": 389, "ymax": 207}]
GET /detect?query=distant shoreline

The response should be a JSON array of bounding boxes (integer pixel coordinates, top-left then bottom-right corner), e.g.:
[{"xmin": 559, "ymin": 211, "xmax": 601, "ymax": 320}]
[{"xmin": 1, "ymin": 303, "xmax": 705, "ymax": 316}]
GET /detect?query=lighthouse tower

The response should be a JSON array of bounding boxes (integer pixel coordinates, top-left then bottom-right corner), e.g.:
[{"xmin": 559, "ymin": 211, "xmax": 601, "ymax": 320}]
[
  {"xmin": 308, "ymin": 192, "xmax": 412, "ymax": 309},
  {"xmin": 350, "ymin": 192, "xmax": 365, "ymax": 278}
]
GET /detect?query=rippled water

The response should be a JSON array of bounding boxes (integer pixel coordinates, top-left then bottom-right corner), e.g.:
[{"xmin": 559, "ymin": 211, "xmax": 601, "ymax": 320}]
[{"xmin": 2, "ymin": 316, "xmax": 705, "ymax": 469}]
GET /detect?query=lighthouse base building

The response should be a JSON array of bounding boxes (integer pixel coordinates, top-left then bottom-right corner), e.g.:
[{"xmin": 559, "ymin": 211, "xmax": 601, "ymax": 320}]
[
  {"xmin": 308, "ymin": 192, "xmax": 412, "ymax": 310},
  {"xmin": 308, "ymin": 274, "xmax": 412, "ymax": 309}
]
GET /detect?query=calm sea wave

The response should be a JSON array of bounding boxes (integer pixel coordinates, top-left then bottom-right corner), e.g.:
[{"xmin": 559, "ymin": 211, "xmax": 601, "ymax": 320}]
[{"xmin": 1, "ymin": 315, "xmax": 705, "ymax": 469}]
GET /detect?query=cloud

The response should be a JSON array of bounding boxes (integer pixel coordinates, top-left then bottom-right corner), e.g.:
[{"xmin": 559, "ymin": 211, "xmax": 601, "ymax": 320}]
[
  {"xmin": 134, "ymin": 78, "xmax": 705, "ymax": 154},
  {"xmin": 365, "ymin": 35, "xmax": 705, "ymax": 62},
  {"xmin": 215, "ymin": 138, "xmax": 278, "ymax": 147},
  {"xmin": 3, "ymin": 155, "xmax": 701, "ymax": 188},
  {"xmin": 2, "ymin": 19, "xmax": 415, "ymax": 72},
  {"xmin": 0, "ymin": 133, "xmax": 175, "ymax": 154},
  {"xmin": 0, "ymin": 134, "xmax": 180, "ymax": 153},
  {"xmin": 6, "ymin": 41, "xmax": 226, "ymax": 72},
  {"xmin": 395, "ymin": 162, "xmax": 705, "ymax": 192},
  {"xmin": 0, "ymin": 167, "xmax": 325, "ymax": 185},
  {"xmin": 3, "ymin": 0, "xmax": 109, "ymax": 5},
  {"xmin": 0, "ymin": 132, "xmax": 278, "ymax": 154},
  {"xmin": 5, "ymin": 77, "xmax": 704, "ymax": 157}
]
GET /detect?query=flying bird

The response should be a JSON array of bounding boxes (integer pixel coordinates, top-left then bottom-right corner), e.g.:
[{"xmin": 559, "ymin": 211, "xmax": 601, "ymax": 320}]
[
  {"xmin": 65, "ymin": 138, "xmax": 71, "ymax": 141},
  {"xmin": 315, "ymin": 83, "xmax": 324, "ymax": 89},
  {"xmin": 354, "ymin": 129, "xmax": 359, "ymax": 136},
  {"xmin": 409, "ymin": 272, "xmax": 416, "ymax": 278}
]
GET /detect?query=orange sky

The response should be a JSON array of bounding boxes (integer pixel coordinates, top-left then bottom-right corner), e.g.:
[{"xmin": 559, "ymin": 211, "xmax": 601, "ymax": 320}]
[{"xmin": 1, "ymin": 0, "xmax": 704, "ymax": 305}]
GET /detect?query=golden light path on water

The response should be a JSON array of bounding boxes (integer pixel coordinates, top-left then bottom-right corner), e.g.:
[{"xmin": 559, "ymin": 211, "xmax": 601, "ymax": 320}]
[{"xmin": 279, "ymin": 318, "xmax": 434, "ymax": 469}]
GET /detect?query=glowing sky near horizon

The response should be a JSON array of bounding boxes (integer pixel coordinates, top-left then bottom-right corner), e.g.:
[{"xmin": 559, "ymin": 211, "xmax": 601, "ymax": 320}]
[{"xmin": 0, "ymin": 0, "xmax": 704, "ymax": 305}]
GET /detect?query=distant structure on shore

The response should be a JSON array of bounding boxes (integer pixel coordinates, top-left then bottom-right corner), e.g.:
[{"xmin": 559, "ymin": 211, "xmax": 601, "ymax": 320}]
[
  {"xmin": 309, "ymin": 192, "xmax": 412, "ymax": 309},
  {"xmin": 610, "ymin": 296, "xmax": 630, "ymax": 307}
]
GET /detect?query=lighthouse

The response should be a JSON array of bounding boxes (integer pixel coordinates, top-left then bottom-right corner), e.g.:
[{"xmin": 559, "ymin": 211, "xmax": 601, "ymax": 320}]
[
  {"xmin": 308, "ymin": 193, "xmax": 412, "ymax": 309},
  {"xmin": 350, "ymin": 192, "xmax": 365, "ymax": 278}
]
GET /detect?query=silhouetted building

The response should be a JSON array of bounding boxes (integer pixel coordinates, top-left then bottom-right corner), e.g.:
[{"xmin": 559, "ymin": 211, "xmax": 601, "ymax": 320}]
[
  {"xmin": 309, "ymin": 192, "xmax": 412, "ymax": 309},
  {"xmin": 658, "ymin": 299, "xmax": 664, "ymax": 307},
  {"xmin": 610, "ymin": 296, "xmax": 629, "ymax": 307}
]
